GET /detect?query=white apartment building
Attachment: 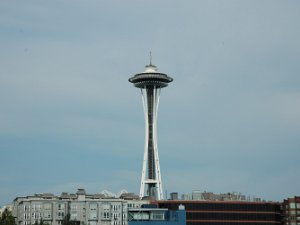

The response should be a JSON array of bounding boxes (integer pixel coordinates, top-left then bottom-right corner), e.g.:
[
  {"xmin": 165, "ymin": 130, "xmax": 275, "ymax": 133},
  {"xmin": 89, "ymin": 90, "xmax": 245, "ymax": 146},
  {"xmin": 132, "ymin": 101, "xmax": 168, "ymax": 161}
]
[{"xmin": 13, "ymin": 189, "xmax": 148, "ymax": 225}]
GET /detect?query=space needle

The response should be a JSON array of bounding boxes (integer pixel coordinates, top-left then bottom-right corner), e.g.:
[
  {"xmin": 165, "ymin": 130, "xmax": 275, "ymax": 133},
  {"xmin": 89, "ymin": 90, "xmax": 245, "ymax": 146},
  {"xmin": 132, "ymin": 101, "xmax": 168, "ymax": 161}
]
[{"xmin": 129, "ymin": 56, "xmax": 173, "ymax": 200}]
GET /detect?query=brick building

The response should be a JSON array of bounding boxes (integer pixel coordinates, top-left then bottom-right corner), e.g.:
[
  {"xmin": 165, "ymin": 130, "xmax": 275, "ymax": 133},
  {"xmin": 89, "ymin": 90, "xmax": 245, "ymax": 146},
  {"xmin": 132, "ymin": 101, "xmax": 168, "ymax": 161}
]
[
  {"xmin": 282, "ymin": 196, "xmax": 300, "ymax": 225},
  {"xmin": 158, "ymin": 200, "xmax": 282, "ymax": 225}
]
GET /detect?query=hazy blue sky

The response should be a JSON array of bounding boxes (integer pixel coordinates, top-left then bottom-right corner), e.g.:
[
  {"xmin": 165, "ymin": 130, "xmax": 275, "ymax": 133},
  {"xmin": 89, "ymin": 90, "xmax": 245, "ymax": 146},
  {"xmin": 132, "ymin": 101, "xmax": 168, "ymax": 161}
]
[{"xmin": 1, "ymin": 0, "xmax": 300, "ymax": 206}]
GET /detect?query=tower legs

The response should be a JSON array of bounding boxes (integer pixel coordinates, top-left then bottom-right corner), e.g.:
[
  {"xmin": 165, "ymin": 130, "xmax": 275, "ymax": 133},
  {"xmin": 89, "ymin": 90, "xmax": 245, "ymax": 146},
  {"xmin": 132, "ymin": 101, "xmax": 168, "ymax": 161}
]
[{"xmin": 139, "ymin": 87, "xmax": 163, "ymax": 200}]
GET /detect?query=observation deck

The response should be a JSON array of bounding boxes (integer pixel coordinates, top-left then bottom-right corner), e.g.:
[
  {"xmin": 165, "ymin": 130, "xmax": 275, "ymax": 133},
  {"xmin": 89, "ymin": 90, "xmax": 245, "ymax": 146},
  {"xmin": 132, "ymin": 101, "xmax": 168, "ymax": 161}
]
[{"xmin": 129, "ymin": 64, "xmax": 173, "ymax": 88}]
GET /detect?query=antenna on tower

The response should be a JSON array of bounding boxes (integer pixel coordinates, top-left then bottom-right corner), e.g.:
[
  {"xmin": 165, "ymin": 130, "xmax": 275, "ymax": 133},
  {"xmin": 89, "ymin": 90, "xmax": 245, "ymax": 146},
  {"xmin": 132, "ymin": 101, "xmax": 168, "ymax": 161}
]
[{"xmin": 149, "ymin": 51, "xmax": 152, "ymax": 65}]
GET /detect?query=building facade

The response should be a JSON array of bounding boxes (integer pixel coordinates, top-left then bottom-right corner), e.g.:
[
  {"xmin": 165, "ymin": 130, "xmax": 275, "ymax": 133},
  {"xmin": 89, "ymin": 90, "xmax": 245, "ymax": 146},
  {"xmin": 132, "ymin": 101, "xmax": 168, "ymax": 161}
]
[
  {"xmin": 282, "ymin": 196, "xmax": 300, "ymax": 225},
  {"xmin": 12, "ymin": 189, "xmax": 145, "ymax": 225},
  {"xmin": 128, "ymin": 204, "xmax": 186, "ymax": 225},
  {"xmin": 158, "ymin": 200, "xmax": 282, "ymax": 225},
  {"xmin": 179, "ymin": 190, "xmax": 250, "ymax": 202}
]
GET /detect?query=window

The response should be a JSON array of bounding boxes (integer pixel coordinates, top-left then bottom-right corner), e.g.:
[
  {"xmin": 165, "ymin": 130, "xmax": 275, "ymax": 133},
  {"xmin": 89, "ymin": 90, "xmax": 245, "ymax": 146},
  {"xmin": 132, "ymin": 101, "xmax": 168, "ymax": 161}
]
[
  {"xmin": 290, "ymin": 203, "xmax": 296, "ymax": 209},
  {"xmin": 113, "ymin": 213, "xmax": 118, "ymax": 219},
  {"xmin": 58, "ymin": 212, "xmax": 65, "ymax": 218},
  {"xmin": 70, "ymin": 204, "xmax": 78, "ymax": 210},
  {"xmin": 32, "ymin": 204, "xmax": 41, "ymax": 211},
  {"xmin": 133, "ymin": 212, "xmax": 149, "ymax": 220},
  {"xmin": 44, "ymin": 203, "xmax": 52, "ymax": 210},
  {"xmin": 35, "ymin": 213, "xmax": 38, "ymax": 219},
  {"xmin": 44, "ymin": 212, "xmax": 51, "ymax": 219},
  {"xmin": 58, "ymin": 204, "xmax": 65, "ymax": 210},
  {"xmin": 102, "ymin": 204, "xmax": 110, "ymax": 210},
  {"xmin": 89, "ymin": 212, "xmax": 97, "ymax": 219},
  {"xmin": 89, "ymin": 203, "xmax": 97, "ymax": 210},
  {"xmin": 151, "ymin": 211, "xmax": 164, "ymax": 220},
  {"xmin": 36, "ymin": 204, "xmax": 41, "ymax": 211},
  {"xmin": 102, "ymin": 204, "xmax": 110, "ymax": 220},
  {"xmin": 103, "ymin": 212, "xmax": 110, "ymax": 219}
]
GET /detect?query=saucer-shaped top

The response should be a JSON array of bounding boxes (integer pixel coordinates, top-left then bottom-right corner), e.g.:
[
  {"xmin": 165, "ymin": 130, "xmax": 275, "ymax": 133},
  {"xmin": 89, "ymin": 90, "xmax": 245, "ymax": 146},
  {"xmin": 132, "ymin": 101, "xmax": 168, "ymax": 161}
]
[{"xmin": 129, "ymin": 64, "xmax": 173, "ymax": 88}]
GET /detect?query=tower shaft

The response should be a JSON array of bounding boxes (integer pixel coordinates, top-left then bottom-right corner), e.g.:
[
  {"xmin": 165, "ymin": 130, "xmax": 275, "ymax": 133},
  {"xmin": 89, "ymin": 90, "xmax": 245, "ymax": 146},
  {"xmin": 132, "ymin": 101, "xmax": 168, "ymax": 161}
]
[
  {"xmin": 140, "ymin": 87, "xmax": 163, "ymax": 200},
  {"xmin": 129, "ymin": 62, "xmax": 173, "ymax": 200}
]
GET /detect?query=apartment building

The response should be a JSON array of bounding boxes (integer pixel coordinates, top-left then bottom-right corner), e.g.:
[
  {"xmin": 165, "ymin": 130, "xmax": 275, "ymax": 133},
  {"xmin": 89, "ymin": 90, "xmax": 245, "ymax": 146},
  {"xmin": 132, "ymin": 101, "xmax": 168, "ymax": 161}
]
[
  {"xmin": 282, "ymin": 196, "xmax": 300, "ymax": 225},
  {"xmin": 12, "ymin": 189, "xmax": 139, "ymax": 225}
]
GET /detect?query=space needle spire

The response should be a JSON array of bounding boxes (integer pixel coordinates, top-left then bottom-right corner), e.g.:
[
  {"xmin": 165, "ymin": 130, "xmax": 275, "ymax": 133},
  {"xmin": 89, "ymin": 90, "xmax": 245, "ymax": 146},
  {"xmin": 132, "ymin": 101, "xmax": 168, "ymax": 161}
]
[
  {"xmin": 149, "ymin": 51, "xmax": 152, "ymax": 65},
  {"xmin": 129, "ymin": 57, "xmax": 173, "ymax": 200}
]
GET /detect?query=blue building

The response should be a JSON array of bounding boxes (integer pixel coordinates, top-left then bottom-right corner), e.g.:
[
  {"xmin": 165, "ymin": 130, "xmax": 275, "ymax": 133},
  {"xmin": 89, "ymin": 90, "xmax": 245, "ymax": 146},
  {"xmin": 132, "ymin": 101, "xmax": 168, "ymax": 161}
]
[{"xmin": 128, "ymin": 204, "xmax": 186, "ymax": 225}]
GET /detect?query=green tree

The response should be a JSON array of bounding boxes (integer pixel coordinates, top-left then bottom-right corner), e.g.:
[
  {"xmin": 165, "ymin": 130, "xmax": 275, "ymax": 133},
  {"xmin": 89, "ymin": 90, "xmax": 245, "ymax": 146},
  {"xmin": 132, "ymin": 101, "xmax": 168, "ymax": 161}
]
[{"xmin": 0, "ymin": 208, "xmax": 15, "ymax": 225}]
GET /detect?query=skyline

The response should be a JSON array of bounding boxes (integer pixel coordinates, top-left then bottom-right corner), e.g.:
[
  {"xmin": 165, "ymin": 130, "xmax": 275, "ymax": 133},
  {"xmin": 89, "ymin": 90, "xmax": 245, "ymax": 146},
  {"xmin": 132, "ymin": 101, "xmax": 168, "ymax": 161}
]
[{"xmin": 1, "ymin": 0, "xmax": 300, "ymax": 206}]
